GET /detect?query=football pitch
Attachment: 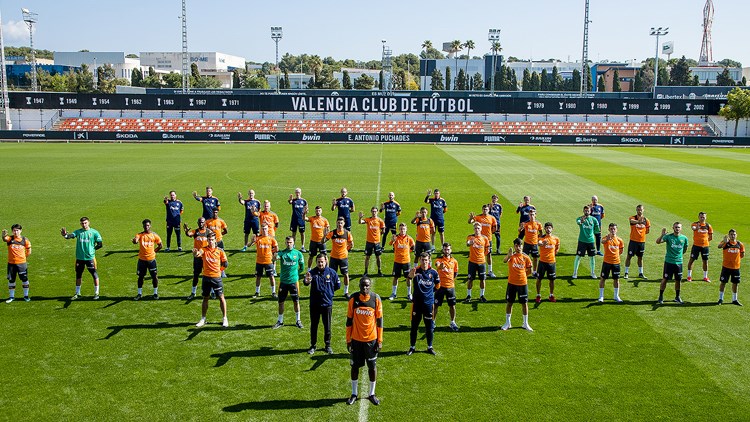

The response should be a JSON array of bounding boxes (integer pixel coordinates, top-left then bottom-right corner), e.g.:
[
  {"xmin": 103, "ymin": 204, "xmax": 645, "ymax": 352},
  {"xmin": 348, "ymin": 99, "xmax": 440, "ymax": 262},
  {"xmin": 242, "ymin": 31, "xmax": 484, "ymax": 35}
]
[{"xmin": 1, "ymin": 143, "xmax": 749, "ymax": 421}]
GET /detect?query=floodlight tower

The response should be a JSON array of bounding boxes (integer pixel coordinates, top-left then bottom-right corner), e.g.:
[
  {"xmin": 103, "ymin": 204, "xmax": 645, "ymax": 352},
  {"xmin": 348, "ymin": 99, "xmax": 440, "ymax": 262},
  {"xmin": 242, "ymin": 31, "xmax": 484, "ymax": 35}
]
[
  {"xmin": 699, "ymin": 0, "xmax": 714, "ymax": 66},
  {"xmin": 271, "ymin": 27, "xmax": 283, "ymax": 93},
  {"xmin": 0, "ymin": 10, "xmax": 12, "ymax": 129},
  {"xmin": 181, "ymin": 0, "xmax": 189, "ymax": 93},
  {"xmin": 488, "ymin": 29, "xmax": 501, "ymax": 95},
  {"xmin": 580, "ymin": 0, "xmax": 591, "ymax": 93},
  {"xmin": 21, "ymin": 8, "xmax": 38, "ymax": 92},
  {"xmin": 381, "ymin": 40, "xmax": 393, "ymax": 93},
  {"xmin": 650, "ymin": 27, "xmax": 669, "ymax": 96}
]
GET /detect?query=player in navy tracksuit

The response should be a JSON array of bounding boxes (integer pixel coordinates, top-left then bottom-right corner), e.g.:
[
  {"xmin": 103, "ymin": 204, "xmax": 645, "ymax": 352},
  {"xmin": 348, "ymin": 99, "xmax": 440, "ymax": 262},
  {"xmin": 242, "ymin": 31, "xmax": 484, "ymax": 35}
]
[
  {"xmin": 424, "ymin": 189, "xmax": 447, "ymax": 247},
  {"xmin": 303, "ymin": 253, "xmax": 340, "ymax": 355},
  {"xmin": 407, "ymin": 252, "xmax": 439, "ymax": 356}
]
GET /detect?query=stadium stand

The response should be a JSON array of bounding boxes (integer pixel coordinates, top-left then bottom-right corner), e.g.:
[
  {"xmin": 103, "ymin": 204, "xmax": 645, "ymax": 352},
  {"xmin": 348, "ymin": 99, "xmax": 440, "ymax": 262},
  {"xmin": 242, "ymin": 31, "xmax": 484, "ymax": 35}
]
[{"xmin": 57, "ymin": 118, "xmax": 711, "ymax": 136}]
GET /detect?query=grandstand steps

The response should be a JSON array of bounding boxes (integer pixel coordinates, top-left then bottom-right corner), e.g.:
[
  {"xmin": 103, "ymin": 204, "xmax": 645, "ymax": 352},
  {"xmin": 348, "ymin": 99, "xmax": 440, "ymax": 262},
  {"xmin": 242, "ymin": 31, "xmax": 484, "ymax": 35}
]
[
  {"xmin": 482, "ymin": 122, "xmax": 492, "ymax": 133},
  {"xmin": 276, "ymin": 120, "xmax": 287, "ymax": 132}
]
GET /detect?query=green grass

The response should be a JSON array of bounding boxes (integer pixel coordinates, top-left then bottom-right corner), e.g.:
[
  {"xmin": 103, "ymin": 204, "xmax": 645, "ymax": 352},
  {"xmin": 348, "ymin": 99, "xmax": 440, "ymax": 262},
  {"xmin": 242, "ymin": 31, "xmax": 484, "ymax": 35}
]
[{"xmin": 1, "ymin": 143, "xmax": 749, "ymax": 421}]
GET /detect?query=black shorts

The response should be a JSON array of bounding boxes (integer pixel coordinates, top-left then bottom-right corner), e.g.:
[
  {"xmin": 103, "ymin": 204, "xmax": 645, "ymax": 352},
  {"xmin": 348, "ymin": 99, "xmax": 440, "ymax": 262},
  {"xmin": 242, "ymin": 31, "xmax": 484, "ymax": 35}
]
[
  {"xmin": 193, "ymin": 257, "xmax": 203, "ymax": 275},
  {"xmin": 690, "ymin": 245, "xmax": 710, "ymax": 261},
  {"xmin": 136, "ymin": 259, "xmax": 158, "ymax": 276},
  {"xmin": 720, "ymin": 267, "xmax": 741, "ymax": 284},
  {"xmin": 256, "ymin": 263, "xmax": 275, "ymax": 277},
  {"xmin": 523, "ymin": 242, "xmax": 540, "ymax": 258},
  {"xmin": 662, "ymin": 263, "xmax": 683, "ymax": 281},
  {"xmin": 75, "ymin": 259, "xmax": 97, "ymax": 278},
  {"xmin": 365, "ymin": 242, "xmax": 383, "ymax": 257},
  {"xmin": 6, "ymin": 263, "xmax": 28, "ymax": 283},
  {"xmin": 600, "ymin": 262, "xmax": 621, "ymax": 279},
  {"xmin": 244, "ymin": 219, "xmax": 260, "ymax": 235},
  {"xmin": 627, "ymin": 241, "xmax": 646, "ymax": 258},
  {"xmin": 309, "ymin": 241, "xmax": 326, "ymax": 256},
  {"xmin": 329, "ymin": 258, "xmax": 349, "ymax": 275},
  {"xmin": 435, "ymin": 287, "xmax": 456, "ymax": 307},
  {"xmin": 392, "ymin": 262, "xmax": 410, "ymax": 278},
  {"xmin": 537, "ymin": 262, "xmax": 556, "ymax": 281},
  {"xmin": 290, "ymin": 218, "xmax": 305, "ymax": 232},
  {"xmin": 350, "ymin": 339, "xmax": 378, "ymax": 369},
  {"xmin": 384, "ymin": 222, "xmax": 398, "ymax": 234},
  {"xmin": 414, "ymin": 241, "xmax": 432, "ymax": 258},
  {"xmin": 201, "ymin": 276, "xmax": 224, "ymax": 297},
  {"xmin": 467, "ymin": 261, "xmax": 486, "ymax": 281},
  {"xmin": 434, "ymin": 220, "xmax": 445, "ymax": 233},
  {"xmin": 278, "ymin": 282, "xmax": 300, "ymax": 302},
  {"xmin": 505, "ymin": 283, "xmax": 529, "ymax": 304},
  {"xmin": 576, "ymin": 241, "xmax": 596, "ymax": 257},
  {"xmin": 411, "ymin": 301, "xmax": 433, "ymax": 320}
]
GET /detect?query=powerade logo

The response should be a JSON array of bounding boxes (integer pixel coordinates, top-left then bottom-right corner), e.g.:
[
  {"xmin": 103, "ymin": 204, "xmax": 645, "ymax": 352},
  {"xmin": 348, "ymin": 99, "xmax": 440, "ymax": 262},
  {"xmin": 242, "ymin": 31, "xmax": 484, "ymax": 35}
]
[{"xmin": 439, "ymin": 135, "xmax": 458, "ymax": 142}]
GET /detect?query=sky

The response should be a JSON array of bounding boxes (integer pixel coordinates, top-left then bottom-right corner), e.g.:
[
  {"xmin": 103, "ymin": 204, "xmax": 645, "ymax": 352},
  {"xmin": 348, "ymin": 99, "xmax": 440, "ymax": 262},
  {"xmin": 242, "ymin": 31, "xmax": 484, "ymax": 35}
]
[{"xmin": 1, "ymin": 0, "xmax": 747, "ymax": 67}]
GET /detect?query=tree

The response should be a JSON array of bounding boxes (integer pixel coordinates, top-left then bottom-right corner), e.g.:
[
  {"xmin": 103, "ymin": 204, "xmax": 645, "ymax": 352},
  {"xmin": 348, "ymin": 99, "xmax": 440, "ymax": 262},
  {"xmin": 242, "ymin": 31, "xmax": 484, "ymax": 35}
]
[
  {"xmin": 716, "ymin": 67, "xmax": 735, "ymax": 86},
  {"xmin": 450, "ymin": 40, "xmax": 462, "ymax": 89},
  {"xmin": 126, "ymin": 53, "xmax": 139, "ymax": 59},
  {"xmin": 342, "ymin": 70, "xmax": 352, "ymax": 89},
  {"xmin": 692, "ymin": 75, "xmax": 700, "ymax": 86},
  {"xmin": 283, "ymin": 70, "xmax": 290, "ymax": 89},
  {"xmin": 191, "ymin": 63, "xmax": 201, "ymax": 80},
  {"xmin": 241, "ymin": 70, "xmax": 270, "ymax": 89},
  {"xmin": 396, "ymin": 69, "xmax": 408, "ymax": 90},
  {"xmin": 420, "ymin": 40, "xmax": 444, "ymax": 59},
  {"xmin": 669, "ymin": 56, "xmax": 692, "ymax": 86},
  {"xmin": 718, "ymin": 87, "xmax": 750, "ymax": 136},
  {"xmin": 131, "ymin": 68, "xmax": 143, "ymax": 87},
  {"xmin": 456, "ymin": 68, "xmax": 466, "ymax": 90},
  {"xmin": 540, "ymin": 69, "xmax": 549, "ymax": 91},
  {"xmin": 445, "ymin": 66, "xmax": 451, "ymax": 91},
  {"xmin": 530, "ymin": 71, "xmax": 541, "ymax": 91},
  {"xmin": 142, "ymin": 67, "xmax": 162, "ymax": 88},
  {"xmin": 163, "ymin": 72, "xmax": 184, "ymax": 88},
  {"xmin": 717, "ymin": 58, "xmax": 742, "ymax": 68},
  {"xmin": 742, "ymin": 76, "xmax": 748, "ymax": 87},
  {"xmin": 633, "ymin": 70, "xmax": 644, "ymax": 92},
  {"xmin": 471, "ymin": 72, "xmax": 484, "ymax": 91},
  {"xmin": 551, "ymin": 66, "xmax": 563, "ymax": 91},
  {"xmin": 378, "ymin": 70, "xmax": 384, "ymax": 90},
  {"xmin": 583, "ymin": 63, "xmax": 593, "ymax": 91},
  {"xmin": 522, "ymin": 68, "xmax": 531, "ymax": 91},
  {"xmin": 354, "ymin": 74, "xmax": 375, "ymax": 90},
  {"xmin": 430, "ymin": 69, "xmax": 444, "ymax": 90},
  {"xmin": 612, "ymin": 69, "xmax": 622, "ymax": 92},
  {"xmin": 569, "ymin": 68, "xmax": 581, "ymax": 91},
  {"xmin": 597, "ymin": 75, "xmax": 606, "ymax": 92},
  {"xmin": 657, "ymin": 67, "xmax": 670, "ymax": 87},
  {"xmin": 462, "ymin": 40, "xmax": 475, "ymax": 86}
]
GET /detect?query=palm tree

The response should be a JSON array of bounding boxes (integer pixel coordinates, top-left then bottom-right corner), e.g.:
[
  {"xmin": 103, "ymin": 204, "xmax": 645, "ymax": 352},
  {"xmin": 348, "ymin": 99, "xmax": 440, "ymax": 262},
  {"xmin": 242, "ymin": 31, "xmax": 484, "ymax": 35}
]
[
  {"xmin": 490, "ymin": 42, "xmax": 502, "ymax": 92},
  {"xmin": 421, "ymin": 40, "xmax": 433, "ymax": 58},
  {"xmin": 463, "ymin": 40, "xmax": 475, "ymax": 90},
  {"xmin": 450, "ymin": 40, "xmax": 462, "ymax": 90}
]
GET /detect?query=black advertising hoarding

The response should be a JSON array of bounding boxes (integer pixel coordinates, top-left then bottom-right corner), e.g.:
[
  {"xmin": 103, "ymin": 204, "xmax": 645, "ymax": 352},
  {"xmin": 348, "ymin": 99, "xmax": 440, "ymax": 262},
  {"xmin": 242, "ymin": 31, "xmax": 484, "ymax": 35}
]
[{"xmin": 8, "ymin": 92, "xmax": 722, "ymax": 115}]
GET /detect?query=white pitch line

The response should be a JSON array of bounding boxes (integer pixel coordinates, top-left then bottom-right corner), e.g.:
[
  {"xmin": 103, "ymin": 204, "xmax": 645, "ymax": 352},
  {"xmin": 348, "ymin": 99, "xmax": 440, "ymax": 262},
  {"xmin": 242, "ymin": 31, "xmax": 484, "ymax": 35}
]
[
  {"xmin": 358, "ymin": 376, "xmax": 370, "ymax": 422},
  {"xmin": 375, "ymin": 145, "xmax": 384, "ymax": 204}
]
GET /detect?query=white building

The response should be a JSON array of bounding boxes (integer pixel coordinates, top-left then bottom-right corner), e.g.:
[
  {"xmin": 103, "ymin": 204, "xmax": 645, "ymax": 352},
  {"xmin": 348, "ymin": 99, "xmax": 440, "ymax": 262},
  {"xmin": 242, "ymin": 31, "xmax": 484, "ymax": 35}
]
[
  {"xmin": 690, "ymin": 66, "xmax": 743, "ymax": 85},
  {"xmin": 54, "ymin": 51, "xmax": 141, "ymax": 80},
  {"xmin": 139, "ymin": 52, "xmax": 246, "ymax": 89}
]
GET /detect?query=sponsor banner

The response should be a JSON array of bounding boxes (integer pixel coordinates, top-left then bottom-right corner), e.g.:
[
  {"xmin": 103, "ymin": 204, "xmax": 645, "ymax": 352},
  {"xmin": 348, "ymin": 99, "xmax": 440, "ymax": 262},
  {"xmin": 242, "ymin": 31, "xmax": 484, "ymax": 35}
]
[
  {"xmin": 9, "ymin": 92, "xmax": 722, "ymax": 115},
  {"xmin": 1, "ymin": 130, "xmax": 749, "ymax": 146}
]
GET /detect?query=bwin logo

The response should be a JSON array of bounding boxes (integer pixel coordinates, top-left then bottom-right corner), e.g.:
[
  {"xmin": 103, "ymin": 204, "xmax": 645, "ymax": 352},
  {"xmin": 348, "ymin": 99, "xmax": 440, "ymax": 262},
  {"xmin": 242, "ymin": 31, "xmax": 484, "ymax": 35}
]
[
  {"xmin": 440, "ymin": 135, "xmax": 458, "ymax": 142},
  {"xmin": 302, "ymin": 134, "xmax": 321, "ymax": 141}
]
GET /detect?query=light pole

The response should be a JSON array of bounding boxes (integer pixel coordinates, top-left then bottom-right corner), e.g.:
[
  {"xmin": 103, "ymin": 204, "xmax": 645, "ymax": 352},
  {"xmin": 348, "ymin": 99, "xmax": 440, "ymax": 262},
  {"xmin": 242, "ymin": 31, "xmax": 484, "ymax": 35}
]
[
  {"xmin": 21, "ymin": 8, "xmax": 38, "ymax": 92},
  {"xmin": 650, "ymin": 27, "xmax": 669, "ymax": 97},
  {"xmin": 488, "ymin": 29, "xmax": 501, "ymax": 95},
  {"xmin": 271, "ymin": 27, "xmax": 282, "ymax": 93}
]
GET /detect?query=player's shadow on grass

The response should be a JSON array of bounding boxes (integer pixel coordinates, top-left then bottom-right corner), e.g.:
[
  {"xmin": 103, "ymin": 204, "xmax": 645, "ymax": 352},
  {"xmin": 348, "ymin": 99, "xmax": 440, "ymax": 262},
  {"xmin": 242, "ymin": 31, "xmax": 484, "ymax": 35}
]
[
  {"xmin": 102, "ymin": 321, "xmax": 194, "ymax": 340},
  {"xmin": 223, "ymin": 397, "xmax": 344, "ymax": 412},
  {"xmin": 627, "ymin": 279, "xmax": 660, "ymax": 287},
  {"xmin": 185, "ymin": 323, "xmax": 273, "ymax": 341},
  {"xmin": 211, "ymin": 347, "xmax": 308, "ymax": 367},
  {"xmin": 102, "ymin": 250, "xmax": 139, "ymax": 258},
  {"xmin": 651, "ymin": 301, "xmax": 718, "ymax": 310}
]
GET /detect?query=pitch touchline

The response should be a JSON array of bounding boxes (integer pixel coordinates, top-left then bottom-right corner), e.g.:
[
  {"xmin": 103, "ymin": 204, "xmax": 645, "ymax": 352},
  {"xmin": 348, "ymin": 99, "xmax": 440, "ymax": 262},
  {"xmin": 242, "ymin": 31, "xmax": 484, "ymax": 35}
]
[
  {"xmin": 358, "ymin": 376, "xmax": 369, "ymax": 422},
  {"xmin": 375, "ymin": 145, "xmax": 384, "ymax": 204}
]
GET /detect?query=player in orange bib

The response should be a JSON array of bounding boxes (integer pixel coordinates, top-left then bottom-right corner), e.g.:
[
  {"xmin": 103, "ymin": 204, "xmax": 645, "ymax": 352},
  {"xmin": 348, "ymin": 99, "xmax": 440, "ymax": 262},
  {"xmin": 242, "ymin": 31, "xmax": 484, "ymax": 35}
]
[
  {"xmin": 464, "ymin": 222, "xmax": 491, "ymax": 303},
  {"xmin": 411, "ymin": 207, "xmax": 435, "ymax": 264},
  {"xmin": 305, "ymin": 206, "xmax": 330, "ymax": 269},
  {"xmin": 205, "ymin": 209, "xmax": 228, "ymax": 249},
  {"xmin": 535, "ymin": 222, "xmax": 560, "ymax": 304},
  {"xmin": 132, "ymin": 219, "xmax": 163, "ymax": 300},
  {"xmin": 326, "ymin": 217, "xmax": 354, "ymax": 298},
  {"xmin": 433, "ymin": 242, "xmax": 460, "ymax": 331},
  {"xmin": 598, "ymin": 223, "xmax": 625, "ymax": 303},
  {"xmin": 345, "ymin": 276, "xmax": 383, "ymax": 406},
  {"xmin": 250, "ymin": 223, "xmax": 279, "ymax": 298},
  {"xmin": 359, "ymin": 207, "xmax": 385, "ymax": 276},
  {"xmin": 624, "ymin": 204, "xmax": 650, "ymax": 279},
  {"xmin": 259, "ymin": 200, "xmax": 280, "ymax": 238},
  {"xmin": 468, "ymin": 204, "xmax": 498, "ymax": 277},
  {"xmin": 687, "ymin": 211, "xmax": 713, "ymax": 282},
  {"xmin": 519, "ymin": 210, "xmax": 543, "ymax": 277},
  {"xmin": 193, "ymin": 233, "xmax": 229, "ymax": 328},
  {"xmin": 3, "ymin": 224, "xmax": 32, "ymax": 303},
  {"xmin": 717, "ymin": 229, "xmax": 744, "ymax": 306},
  {"xmin": 388, "ymin": 223, "xmax": 415, "ymax": 301},
  {"xmin": 502, "ymin": 238, "xmax": 533, "ymax": 331},
  {"xmin": 184, "ymin": 217, "xmax": 209, "ymax": 299}
]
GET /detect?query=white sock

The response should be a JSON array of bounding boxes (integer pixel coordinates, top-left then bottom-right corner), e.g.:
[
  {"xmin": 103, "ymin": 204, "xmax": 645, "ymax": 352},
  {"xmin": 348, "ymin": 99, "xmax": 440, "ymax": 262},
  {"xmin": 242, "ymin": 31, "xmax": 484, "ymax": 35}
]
[
  {"xmin": 391, "ymin": 285, "xmax": 397, "ymax": 296},
  {"xmin": 345, "ymin": 285, "xmax": 349, "ymax": 294},
  {"xmin": 489, "ymin": 264, "xmax": 493, "ymax": 272},
  {"xmin": 407, "ymin": 286, "xmax": 412, "ymax": 295},
  {"xmin": 688, "ymin": 269, "xmax": 693, "ymax": 277},
  {"xmin": 614, "ymin": 287, "xmax": 620, "ymax": 298},
  {"xmin": 624, "ymin": 266, "xmax": 629, "ymax": 274},
  {"xmin": 369, "ymin": 381, "xmax": 376, "ymax": 396},
  {"xmin": 704, "ymin": 271, "xmax": 709, "ymax": 278},
  {"xmin": 480, "ymin": 288, "xmax": 485, "ymax": 296},
  {"xmin": 467, "ymin": 288, "xmax": 473, "ymax": 297},
  {"xmin": 295, "ymin": 311, "xmax": 300, "ymax": 322},
  {"xmin": 22, "ymin": 287, "xmax": 29, "ymax": 296},
  {"xmin": 638, "ymin": 266, "xmax": 643, "ymax": 274},
  {"xmin": 271, "ymin": 286, "xmax": 276, "ymax": 294},
  {"xmin": 351, "ymin": 379, "xmax": 358, "ymax": 396},
  {"xmin": 523, "ymin": 314, "xmax": 529, "ymax": 325},
  {"xmin": 599, "ymin": 288, "xmax": 604, "ymax": 298},
  {"xmin": 192, "ymin": 286, "xmax": 197, "ymax": 294},
  {"xmin": 75, "ymin": 285, "xmax": 81, "ymax": 295},
  {"xmin": 278, "ymin": 314, "xmax": 284, "ymax": 323},
  {"xmin": 94, "ymin": 285, "xmax": 100, "ymax": 295},
  {"xmin": 505, "ymin": 313, "xmax": 511, "ymax": 324},
  {"xmin": 719, "ymin": 291, "xmax": 725, "ymax": 301},
  {"xmin": 255, "ymin": 286, "xmax": 261, "ymax": 294},
  {"xmin": 8, "ymin": 289, "xmax": 14, "ymax": 298},
  {"xmin": 733, "ymin": 293, "xmax": 738, "ymax": 301},
  {"xmin": 137, "ymin": 288, "xmax": 143, "ymax": 295},
  {"xmin": 153, "ymin": 287, "xmax": 158, "ymax": 295}
]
